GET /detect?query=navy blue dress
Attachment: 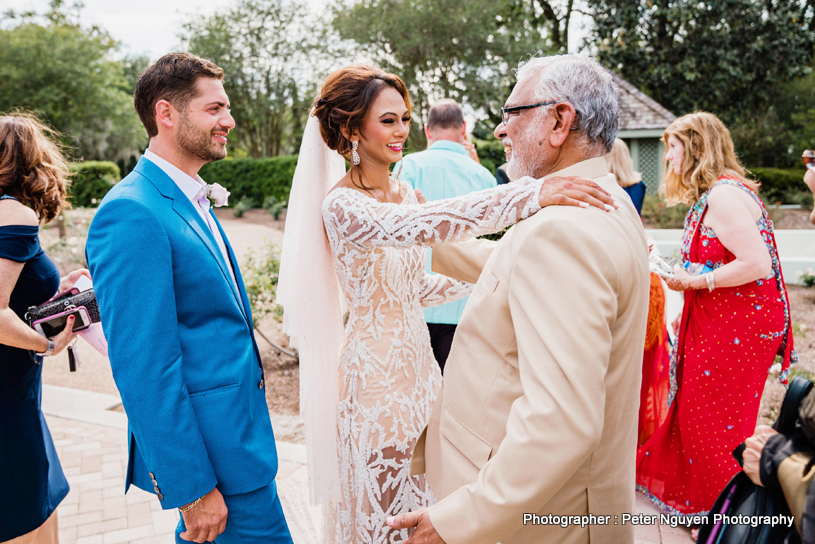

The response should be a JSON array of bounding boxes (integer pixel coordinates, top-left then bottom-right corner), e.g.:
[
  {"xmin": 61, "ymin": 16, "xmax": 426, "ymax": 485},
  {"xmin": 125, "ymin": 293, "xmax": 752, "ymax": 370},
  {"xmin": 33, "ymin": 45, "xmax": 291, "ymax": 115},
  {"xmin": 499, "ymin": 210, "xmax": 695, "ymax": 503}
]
[
  {"xmin": 623, "ymin": 180, "xmax": 646, "ymax": 215},
  {"xmin": 0, "ymin": 195, "xmax": 69, "ymax": 540}
]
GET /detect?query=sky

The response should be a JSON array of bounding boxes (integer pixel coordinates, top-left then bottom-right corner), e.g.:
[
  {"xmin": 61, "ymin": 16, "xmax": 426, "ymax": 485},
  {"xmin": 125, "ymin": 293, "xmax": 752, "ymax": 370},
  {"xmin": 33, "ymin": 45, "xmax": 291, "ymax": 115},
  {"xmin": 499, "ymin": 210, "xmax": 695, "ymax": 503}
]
[
  {"xmin": 0, "ymin": 0, "xmax": 226, "ymax": 59},
  {"xmin": 1, "ymin": 0, "xmax": 592, "ymax": 61}
]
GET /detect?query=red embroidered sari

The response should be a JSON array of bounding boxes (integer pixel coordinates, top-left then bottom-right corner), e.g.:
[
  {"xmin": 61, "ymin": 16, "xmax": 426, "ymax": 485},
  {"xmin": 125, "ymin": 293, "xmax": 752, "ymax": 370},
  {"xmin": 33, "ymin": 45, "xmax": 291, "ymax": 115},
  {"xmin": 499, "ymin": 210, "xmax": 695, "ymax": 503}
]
[{"xmin": 636, "ymin": 178, "xmax": 797, "ymax": 515}]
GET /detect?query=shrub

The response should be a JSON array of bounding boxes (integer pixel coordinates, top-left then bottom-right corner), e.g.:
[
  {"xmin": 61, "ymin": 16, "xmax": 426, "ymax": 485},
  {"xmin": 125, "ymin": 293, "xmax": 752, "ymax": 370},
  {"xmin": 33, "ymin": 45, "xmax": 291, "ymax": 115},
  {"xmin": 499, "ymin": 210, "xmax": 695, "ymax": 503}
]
[
  {"xmin": 69, "ymin": 161, "xmax": 121, "ymax": 207},
  {"xmin": 798, "ymin": 268, "xmax": 815, "ymax": 288},
  {"xmin": 750, "ymin": 167, "xmax": 809, "ymax": 205},
  {"xmin": 473, "ymin": 138, "xmax": 505, "ymax": 175},
  {"xmin": 242, "ymin": 242, "xmax": 283, "ymax": 324},
  {"xmin": 233, "ymin": 196, "xmax": 256, "ymax": 217},
  {"xmin": 199, "ymin": 156, "xmax": 297, "ymax": 204},
  {"xmin": 262, "ymin": 195, "xmax": 287, "ymax": 220},
  {"xmin": 641, "ymin": 195, "xmax": 689, "ymax": 229}
]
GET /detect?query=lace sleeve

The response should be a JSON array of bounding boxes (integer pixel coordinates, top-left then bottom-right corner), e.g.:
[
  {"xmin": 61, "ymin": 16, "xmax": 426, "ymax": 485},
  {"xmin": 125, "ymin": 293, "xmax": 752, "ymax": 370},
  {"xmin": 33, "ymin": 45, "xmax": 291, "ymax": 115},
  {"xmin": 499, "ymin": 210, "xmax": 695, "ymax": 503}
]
[
  {"xmin": 419, "ymin": 273, "xmax": 472, "ymax": 308},
  {"xmin": 322, "ymin": 177, "xmax": 543, "ymax": 250}
]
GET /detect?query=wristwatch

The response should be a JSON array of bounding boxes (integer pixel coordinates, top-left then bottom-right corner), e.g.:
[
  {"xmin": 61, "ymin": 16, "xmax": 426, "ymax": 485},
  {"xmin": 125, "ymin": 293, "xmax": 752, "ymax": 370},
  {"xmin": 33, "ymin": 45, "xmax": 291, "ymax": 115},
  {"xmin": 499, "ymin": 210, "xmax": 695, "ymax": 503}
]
[{"xmin": 38, "ymin": 339, "xmax": 55, "ymax": 357}]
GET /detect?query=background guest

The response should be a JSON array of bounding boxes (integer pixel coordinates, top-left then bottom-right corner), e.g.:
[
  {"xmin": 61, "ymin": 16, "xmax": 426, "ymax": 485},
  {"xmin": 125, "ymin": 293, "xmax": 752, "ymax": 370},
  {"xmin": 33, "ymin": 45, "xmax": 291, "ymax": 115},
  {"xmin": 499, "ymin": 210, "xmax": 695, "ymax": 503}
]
[
  {"xmin": 606, "ymin": 138, "xmax": 646, "ymax": 214},
  {"xmin": 744, "ymin": 422, "xmax": 814, "ymax": 541},
  {"xmin": 395, "ymin": 98, "xmax": 496, "ymax": 372},
  {"xmin": 0, "ymin": 113, "xmax": 88, "ymax": 544},
  {"xmin": 495, "ymin": 163, "xmax": 510, "ymax": 185},
  {"xmin": 636, "ymin": 111, "xmax": 797, "ymax": 520},
  {"xmin": 804, "ymin": 168, "xmax": 815, "ymax": 225}
]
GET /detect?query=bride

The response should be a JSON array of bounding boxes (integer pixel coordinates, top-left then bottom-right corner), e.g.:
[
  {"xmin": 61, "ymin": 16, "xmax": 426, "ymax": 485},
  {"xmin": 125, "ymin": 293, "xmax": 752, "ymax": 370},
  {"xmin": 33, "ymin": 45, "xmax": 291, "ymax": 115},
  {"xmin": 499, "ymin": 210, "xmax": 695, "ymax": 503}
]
[{"xmin": 277, "ymin": 64, "xmax": 614, "ymax": 543}]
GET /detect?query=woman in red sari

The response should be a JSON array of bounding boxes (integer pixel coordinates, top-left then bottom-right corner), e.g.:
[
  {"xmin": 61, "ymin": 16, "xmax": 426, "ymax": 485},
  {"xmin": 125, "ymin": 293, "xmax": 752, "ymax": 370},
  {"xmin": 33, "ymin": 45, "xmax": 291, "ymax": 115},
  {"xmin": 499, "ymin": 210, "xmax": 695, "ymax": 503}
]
[{"xmin": 636, "ymin": 112, "xmax": 797, "ymax": 517}]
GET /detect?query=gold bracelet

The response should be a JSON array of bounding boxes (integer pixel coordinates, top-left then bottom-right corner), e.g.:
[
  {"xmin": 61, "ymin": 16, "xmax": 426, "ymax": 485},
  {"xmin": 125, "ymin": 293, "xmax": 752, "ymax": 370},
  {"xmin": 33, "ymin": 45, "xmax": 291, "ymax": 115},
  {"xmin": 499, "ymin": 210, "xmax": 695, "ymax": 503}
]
[{"xmin": 179, "ymin": 497, "xmax": 203, "ymax": 513}]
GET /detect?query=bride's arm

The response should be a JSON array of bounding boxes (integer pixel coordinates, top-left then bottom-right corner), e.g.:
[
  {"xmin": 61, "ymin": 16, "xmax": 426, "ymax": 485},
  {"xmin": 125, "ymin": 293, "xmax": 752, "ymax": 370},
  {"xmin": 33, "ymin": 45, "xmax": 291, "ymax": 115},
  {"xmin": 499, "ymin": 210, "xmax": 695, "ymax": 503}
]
[
  {"xmin": 418, "ymin": 273, "xmax": 472, "ymax": 308},
  {"xmin": 322, "ymin": 177, "xmax": 545, "ymax": 250}
]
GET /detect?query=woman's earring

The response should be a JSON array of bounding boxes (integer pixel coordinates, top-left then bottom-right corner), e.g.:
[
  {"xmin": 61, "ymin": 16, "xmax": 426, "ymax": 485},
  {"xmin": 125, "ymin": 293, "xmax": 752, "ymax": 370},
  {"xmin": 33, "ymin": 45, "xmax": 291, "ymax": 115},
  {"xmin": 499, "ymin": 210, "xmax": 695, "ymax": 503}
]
[{"xmin": 351, "ymin": 141, "xmax": 360, "ymax": 166}]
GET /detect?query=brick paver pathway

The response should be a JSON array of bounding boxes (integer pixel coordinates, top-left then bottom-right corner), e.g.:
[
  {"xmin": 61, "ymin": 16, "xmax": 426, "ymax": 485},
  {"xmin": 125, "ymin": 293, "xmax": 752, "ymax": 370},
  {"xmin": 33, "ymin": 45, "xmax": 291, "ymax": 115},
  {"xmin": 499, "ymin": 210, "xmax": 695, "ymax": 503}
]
[{"xmin": 47, "ymin": 414, "xmax": 320, "ymax": 544}]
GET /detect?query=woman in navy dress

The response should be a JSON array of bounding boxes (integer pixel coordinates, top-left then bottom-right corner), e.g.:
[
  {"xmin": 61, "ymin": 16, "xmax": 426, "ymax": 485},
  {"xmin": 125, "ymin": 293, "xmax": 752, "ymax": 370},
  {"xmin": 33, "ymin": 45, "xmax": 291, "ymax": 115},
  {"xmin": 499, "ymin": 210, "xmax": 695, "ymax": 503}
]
[
  {"xmin": 605, "ymin": 138, "xmax": 646, "ymax": 214},
  {"xmin": 0, "ymin": 114, "xmax": 89, "ymax": 544}
]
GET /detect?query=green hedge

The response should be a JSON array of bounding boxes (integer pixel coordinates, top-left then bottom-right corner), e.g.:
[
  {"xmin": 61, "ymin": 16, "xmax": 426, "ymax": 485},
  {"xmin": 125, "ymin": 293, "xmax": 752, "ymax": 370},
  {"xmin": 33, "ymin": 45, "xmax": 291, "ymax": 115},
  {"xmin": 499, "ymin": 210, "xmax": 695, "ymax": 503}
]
[
  {"xmin": 199, "ymin": 156, "xmax": 298, "ymax": 204},
  {"xmin": 69, "ymin": 161, "xmax": 121, "ymax": 207},
  {"xmin": 751, "ymin": 167, "xmax": 810, "ymax": 205},
  {"xmin": 474, "ymin": 138, "xmax": 505, "ymax": 176}
]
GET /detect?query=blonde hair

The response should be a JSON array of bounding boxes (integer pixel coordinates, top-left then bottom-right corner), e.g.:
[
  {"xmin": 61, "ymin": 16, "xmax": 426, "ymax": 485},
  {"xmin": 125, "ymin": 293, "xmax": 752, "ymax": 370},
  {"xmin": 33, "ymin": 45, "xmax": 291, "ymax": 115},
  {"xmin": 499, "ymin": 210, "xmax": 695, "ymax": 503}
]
[
  {"xmin": 0, "ymin": 113, "xmax": 72, "ymax": 222},
  {"xmin": 605, "ymin": 138, "xmax": 642, "ymax": 188},
  {"xmin": 661, "ymin": 111, "xmax": 757, "ymax": 205}
]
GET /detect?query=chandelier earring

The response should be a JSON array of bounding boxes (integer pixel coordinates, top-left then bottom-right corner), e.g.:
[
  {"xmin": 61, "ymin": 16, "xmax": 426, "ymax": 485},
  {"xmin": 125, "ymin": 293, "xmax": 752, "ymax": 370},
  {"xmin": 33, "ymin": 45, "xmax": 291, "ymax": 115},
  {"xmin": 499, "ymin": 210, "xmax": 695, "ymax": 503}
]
[{"xmin": 351, "ymin": 140, "xmax": 360, "ymax": 166}]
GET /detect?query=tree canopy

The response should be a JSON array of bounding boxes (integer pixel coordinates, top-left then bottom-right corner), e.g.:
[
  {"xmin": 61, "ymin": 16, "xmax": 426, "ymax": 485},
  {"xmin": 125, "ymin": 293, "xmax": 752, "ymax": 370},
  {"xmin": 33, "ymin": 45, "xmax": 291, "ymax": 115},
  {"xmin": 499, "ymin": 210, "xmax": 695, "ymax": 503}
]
[
  {"xmin": 0, "ymin": 2, "xmax": 144, "ymax": 163},
  {"xmin": 588, "ymin": 0, "xmax": 815, "ymax": 121},
  {"xmin": 332, "ymin": 0, "xmax": 560, "ymax": 130},
  {"xmin": 183, "ymin": 0, "xmax": 334, "ymax": 158}
]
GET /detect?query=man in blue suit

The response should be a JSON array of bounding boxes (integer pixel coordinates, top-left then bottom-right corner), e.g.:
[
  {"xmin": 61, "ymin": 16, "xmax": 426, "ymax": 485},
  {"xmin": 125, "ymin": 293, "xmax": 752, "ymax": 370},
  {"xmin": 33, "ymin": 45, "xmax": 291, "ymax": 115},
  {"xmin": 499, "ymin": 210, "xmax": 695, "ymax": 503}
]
[{"xmin": 86, "ymin": 53, "xmax": 292, "ymax": 544}]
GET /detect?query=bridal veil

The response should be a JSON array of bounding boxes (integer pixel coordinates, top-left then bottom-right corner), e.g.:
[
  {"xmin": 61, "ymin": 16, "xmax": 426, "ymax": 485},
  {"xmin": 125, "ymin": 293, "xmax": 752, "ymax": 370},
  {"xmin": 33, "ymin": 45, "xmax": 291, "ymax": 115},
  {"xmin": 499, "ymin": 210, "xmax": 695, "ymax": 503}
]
[{"xmin": 277, "ymin": 113, "xmax": 346, "ymax": 505}]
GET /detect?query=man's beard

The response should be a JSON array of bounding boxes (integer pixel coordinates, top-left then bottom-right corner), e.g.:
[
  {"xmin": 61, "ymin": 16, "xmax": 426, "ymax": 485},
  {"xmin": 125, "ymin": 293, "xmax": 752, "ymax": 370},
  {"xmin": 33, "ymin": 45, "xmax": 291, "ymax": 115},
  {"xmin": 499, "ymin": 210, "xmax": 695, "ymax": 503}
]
[
  {"xmin": 505, "ymin": 118, "xmax": 552, "ymax": 181},
  {"xmin": 177, "ymin": 113, "xmax": 228, "ymax": 163}
]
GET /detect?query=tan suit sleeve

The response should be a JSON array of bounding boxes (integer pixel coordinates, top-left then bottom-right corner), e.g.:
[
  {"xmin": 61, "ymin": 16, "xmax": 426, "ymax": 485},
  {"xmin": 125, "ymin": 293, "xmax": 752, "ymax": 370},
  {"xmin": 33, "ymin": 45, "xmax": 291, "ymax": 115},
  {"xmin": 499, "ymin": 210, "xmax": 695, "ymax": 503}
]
[
  {"xmin": 430, "ymin": 238, "xmax": 498, "ymax": 284},
  {"xmin": 428, "ymin": 218, "xmax": 620, "ymax": 544},
  {"xmin": 777, "ymin": 452, "xmax": 815, "ymax": 533}
]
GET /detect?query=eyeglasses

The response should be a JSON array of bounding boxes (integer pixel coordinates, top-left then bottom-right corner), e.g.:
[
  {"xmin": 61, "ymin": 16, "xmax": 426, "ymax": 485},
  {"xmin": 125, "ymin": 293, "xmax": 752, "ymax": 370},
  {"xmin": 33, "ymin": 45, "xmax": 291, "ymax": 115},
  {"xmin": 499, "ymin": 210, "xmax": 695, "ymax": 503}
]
[{"xmin": 501, "ymin": 101, "xmax": 557, "ymax": 125}]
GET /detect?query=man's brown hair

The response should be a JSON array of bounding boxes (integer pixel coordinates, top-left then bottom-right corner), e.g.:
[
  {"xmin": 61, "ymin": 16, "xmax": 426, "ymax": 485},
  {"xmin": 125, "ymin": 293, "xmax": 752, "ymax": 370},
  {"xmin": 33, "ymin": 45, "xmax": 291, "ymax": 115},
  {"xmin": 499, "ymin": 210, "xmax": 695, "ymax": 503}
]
[{"xmin": 134, "ymin": 52, "xmax": 224, "ymax": 138}]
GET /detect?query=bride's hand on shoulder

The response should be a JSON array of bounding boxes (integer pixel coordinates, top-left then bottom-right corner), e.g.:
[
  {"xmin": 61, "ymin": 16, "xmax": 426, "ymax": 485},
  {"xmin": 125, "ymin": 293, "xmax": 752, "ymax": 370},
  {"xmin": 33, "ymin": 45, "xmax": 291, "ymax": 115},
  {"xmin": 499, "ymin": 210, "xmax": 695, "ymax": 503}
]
[
  {"xmin": 414, "ymin": 188, "xmax": 427, "ymax": 204},
  {"xmin": 538, "ymin": 176, "xmax": 617, "ymax": 212}
]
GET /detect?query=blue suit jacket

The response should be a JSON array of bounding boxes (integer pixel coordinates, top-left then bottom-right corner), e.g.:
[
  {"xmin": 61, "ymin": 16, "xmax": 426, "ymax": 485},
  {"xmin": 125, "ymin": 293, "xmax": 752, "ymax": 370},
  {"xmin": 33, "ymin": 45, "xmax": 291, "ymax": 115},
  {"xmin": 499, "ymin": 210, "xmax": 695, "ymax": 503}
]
[{"xmin": 86, "ymin": 157, "xmax": 278, "ymax": 509}]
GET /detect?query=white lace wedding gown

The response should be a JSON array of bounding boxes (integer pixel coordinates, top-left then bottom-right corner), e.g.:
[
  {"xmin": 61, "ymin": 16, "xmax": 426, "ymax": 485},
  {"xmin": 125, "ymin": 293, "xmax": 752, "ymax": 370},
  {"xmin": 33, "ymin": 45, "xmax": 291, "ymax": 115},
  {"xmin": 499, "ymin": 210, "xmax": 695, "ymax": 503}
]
[{"xmin": 321, "ymin": 177, "xmax": 544, "ymax": 543}]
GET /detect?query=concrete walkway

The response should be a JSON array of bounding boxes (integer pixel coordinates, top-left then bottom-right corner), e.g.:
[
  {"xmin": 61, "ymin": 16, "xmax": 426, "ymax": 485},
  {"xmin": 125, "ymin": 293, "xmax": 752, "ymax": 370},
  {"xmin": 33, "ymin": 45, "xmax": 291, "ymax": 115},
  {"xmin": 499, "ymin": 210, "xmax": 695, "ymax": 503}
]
[{"xmin": 41, "ymin": 385, "xmax": 690, "ymax": 544}]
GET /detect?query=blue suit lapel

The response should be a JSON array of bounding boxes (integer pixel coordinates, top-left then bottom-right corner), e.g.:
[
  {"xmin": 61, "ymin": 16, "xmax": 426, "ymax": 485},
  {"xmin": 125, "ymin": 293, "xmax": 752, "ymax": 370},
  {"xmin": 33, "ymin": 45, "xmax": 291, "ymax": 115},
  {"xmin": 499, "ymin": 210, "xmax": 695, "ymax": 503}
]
[
  {"xmin": 134, "ymin": 158, "xmax": 246, "ymax": 315},
  {"xmin": 210, "ymin": 211, "xmax": 252, "ymax": 325}
]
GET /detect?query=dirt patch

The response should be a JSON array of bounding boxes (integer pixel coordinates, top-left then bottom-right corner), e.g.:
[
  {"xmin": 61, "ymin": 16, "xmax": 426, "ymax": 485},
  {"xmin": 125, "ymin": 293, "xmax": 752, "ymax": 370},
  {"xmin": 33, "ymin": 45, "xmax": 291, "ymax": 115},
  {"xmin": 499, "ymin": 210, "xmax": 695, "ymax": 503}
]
[
  {"xmin": 768, "ymin": 208, "xmax": 815, "ymax": 230},
  {"xmin": 213, "ymin": 207, "xmax": 287, "ymax": 232}
]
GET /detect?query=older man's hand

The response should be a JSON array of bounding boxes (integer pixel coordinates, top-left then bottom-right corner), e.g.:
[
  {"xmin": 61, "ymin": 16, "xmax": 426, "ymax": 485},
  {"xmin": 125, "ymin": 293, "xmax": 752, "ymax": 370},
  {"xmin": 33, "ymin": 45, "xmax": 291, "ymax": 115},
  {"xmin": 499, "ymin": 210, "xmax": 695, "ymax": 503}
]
[
  {"xmin": 387, "ymin": 509, "xmax": 446, "ymax": 544},
  {"xmin": 743, "ymin": 425, "xmax": 778, "ymax": 486},
  {"xmin": 539, "ymin": 176, "xmax": 618, "ymax": 212}
]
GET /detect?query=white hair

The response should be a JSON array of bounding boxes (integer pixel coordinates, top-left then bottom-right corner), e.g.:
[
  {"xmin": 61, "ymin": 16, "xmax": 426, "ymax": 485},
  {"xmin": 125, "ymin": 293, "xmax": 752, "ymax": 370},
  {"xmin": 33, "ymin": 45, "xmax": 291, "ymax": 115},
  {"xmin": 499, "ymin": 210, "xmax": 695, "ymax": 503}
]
[{"xmin": 516, "ymin": 55, "xmax": 619, "ymax": 154}]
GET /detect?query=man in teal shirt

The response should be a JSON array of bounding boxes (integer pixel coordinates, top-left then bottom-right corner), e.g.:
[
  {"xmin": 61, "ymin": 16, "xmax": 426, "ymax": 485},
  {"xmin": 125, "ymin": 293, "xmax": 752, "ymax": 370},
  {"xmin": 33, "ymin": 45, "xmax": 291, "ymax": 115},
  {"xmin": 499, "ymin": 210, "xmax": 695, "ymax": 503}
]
[{"xmin": 395, "ymin": 99, "xmax": 497, "ymax": 373}]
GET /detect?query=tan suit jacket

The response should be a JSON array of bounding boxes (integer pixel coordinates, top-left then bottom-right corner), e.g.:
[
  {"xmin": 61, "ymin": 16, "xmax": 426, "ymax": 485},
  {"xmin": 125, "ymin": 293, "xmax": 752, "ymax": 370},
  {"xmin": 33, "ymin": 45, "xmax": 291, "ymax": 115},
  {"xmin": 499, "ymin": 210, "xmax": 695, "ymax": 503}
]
[{"xmin": 412, "ymin": 157, "xmax": 649, "ymax": 544}]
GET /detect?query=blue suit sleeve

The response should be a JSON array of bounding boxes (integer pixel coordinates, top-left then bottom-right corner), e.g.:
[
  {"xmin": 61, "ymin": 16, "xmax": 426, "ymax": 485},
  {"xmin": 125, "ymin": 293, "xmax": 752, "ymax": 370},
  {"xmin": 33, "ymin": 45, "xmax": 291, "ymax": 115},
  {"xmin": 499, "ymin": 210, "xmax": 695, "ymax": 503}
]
[{"xmin": 86, "ymin": 197, "xmax": 218, "ymax": 508}]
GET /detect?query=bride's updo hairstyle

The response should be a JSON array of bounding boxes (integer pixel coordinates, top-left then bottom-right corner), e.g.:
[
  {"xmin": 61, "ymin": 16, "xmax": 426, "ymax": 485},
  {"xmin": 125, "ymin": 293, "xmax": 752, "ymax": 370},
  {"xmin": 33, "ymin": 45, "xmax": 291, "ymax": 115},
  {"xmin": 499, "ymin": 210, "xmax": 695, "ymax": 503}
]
[{"xmin": 312, "ymin": 64, "xmax": 411, "ymax": 162}]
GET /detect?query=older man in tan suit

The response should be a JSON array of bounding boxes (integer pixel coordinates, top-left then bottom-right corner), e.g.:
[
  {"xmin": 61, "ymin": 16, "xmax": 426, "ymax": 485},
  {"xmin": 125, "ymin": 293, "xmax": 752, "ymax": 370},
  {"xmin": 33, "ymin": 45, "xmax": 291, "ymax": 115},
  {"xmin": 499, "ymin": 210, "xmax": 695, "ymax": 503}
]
[{"xmin": 388, "ymin": 55, "xmax": 650, "ymax": 544}]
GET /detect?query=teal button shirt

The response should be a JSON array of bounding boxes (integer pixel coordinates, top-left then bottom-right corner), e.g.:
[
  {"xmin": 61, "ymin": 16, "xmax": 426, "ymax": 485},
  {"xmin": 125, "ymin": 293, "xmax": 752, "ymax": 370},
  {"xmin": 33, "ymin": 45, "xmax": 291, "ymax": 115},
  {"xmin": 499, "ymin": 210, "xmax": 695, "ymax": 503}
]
[{"xmin": 395, "ymin": 140, "xmax": 497, "ymax": 325}]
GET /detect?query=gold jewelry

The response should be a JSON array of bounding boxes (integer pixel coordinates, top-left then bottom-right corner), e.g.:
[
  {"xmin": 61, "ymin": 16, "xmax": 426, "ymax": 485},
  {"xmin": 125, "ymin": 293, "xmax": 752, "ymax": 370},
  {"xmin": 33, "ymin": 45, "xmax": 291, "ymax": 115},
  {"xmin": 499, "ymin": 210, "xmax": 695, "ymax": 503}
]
[
  {"xmin": 705, "ymin": 272, "xmax": 715, "ymax": 292},
  {"xmin": 179, "ymin": 497, "xmax": 203, "ymax": 513}
]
